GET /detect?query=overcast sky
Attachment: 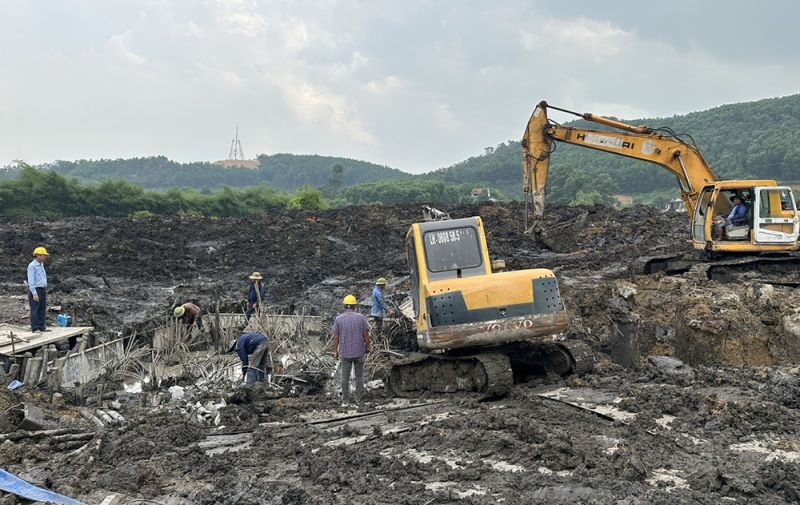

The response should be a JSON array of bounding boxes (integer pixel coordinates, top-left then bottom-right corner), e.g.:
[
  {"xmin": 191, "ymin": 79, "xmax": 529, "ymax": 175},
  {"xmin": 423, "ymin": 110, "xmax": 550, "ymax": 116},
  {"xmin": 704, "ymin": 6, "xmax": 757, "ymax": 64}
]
[{"xmin": 1, "ymin": 0, "xmax": 799, "ymax": 173}]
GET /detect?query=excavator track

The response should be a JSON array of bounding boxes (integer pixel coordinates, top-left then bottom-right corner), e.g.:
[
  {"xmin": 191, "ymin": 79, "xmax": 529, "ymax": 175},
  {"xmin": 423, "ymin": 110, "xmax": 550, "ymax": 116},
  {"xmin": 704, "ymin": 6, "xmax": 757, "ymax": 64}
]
[
  {"xmin": 631, "ymin": 252, "xmax": 800, "ymax": 286},
  {"xmin": 387, "ymin": 352, "xmax": 513, "ymax": 397},
  {"xmin": 556, "ymin": 340, "xmax": 594, "ymax": 376},
  {"xmin": 386, "ymin": 341, "xmax": 595, "ymax": 397},
  {"xmin": 474, "ymin": 353, "xmax": 514, "ymax": 397}
]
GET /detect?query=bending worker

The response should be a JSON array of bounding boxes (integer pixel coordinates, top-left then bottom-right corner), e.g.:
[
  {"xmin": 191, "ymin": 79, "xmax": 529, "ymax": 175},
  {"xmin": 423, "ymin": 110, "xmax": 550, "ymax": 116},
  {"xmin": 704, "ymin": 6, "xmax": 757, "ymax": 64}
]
[
  {"xmin": 370, "ymin": 277, "xmax": 391, "ymax": 337},
  {"xmin": 230, "ymin": 332, "xmax": 271, "ymax": 384},
  {"xmin": 246, "ymin": 272, "xmax": 267, "ymax": 321},
  {"xmin": 174, "ymin": 302, "xmax": 202, "ymax": 330},
  {"xmin": 332, "ymin": 294, "xmax": 371, "ymax": 407}
]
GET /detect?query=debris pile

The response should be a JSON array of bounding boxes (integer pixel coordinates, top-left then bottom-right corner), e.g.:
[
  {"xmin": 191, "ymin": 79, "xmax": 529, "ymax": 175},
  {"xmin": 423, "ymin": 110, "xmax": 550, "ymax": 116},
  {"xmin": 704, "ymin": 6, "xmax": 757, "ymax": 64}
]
[{"xmin": 0, "ymin": 203, "xmax": 799, "ymax": 504}]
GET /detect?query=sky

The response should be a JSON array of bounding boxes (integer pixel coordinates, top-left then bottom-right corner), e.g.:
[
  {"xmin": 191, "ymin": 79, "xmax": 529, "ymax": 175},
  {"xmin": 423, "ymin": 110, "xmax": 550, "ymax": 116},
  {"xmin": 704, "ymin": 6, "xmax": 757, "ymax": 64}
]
[{"xmin": 1, "ymin": 0, "xmax": 799, "ymax": 173}]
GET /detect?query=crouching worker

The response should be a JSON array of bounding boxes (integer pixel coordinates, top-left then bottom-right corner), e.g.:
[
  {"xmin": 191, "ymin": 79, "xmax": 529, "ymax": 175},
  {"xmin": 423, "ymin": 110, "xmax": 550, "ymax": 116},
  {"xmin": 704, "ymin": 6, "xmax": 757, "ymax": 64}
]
[
  {"xmin": 174, "ymin": 302, "xmax": 202, "ymax": 331},
  {"xmin": 332, "ymin": 295, "xmax": 371, "ymax": 407},
  {"xmin": 230, "ymin": 332, "xmax": 271, "ymax": 384}
]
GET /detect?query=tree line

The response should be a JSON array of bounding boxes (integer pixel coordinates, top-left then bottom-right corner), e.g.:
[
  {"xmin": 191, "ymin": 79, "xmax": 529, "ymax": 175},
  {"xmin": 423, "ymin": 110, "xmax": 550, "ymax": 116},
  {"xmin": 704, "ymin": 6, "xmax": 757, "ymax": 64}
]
[
  {"xmin": 0, "ymin": 166, "xmax": 326, "ymax": 218},
  {"xmin": 0, "ymin": 153, "xmax": 407, "ymax": 192}
]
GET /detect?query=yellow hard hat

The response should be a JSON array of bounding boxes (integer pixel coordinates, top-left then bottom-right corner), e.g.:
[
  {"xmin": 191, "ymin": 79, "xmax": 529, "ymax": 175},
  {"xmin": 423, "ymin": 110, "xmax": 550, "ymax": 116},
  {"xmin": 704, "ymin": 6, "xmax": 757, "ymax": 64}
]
[
  {"xmin": 343, "ymin": 294, "xmax": 357, "ymax": 306},
  {"xmin": 249, "ymin": 272, "xmax": 263, "ymax": 280},
  {"xmin": 376, "ymin": 277, "xmax": 387, "ymax": 285},
  {"xmin": 33, "ymin": 247, "xmax": 49, "ymax": 256},
  {"xmin": 174, "ymin": 306, "xmax": 185, "ymax": 317}
]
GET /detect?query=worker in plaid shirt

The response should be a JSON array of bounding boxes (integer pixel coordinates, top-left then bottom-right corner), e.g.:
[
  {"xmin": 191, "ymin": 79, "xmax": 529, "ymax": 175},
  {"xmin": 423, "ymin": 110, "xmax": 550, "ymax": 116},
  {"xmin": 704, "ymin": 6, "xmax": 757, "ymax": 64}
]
[{"xmin": 332, "ymin": 294, "xmax": 371, "ymax": 407}]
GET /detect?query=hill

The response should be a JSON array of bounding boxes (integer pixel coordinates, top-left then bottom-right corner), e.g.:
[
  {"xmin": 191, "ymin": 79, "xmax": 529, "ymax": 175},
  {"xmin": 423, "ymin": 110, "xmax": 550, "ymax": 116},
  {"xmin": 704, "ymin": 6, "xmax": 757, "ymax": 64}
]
[
  {"xmin": 5, "ymin": 153, "xmax": 409, "ymax": 192},
  {"xmin": 400, "ymin": 93, "xmax": 800, "ymax": 205},
  {"xmin": 3, "ymin": 94, "xmax": 799, "ymax": 207}
]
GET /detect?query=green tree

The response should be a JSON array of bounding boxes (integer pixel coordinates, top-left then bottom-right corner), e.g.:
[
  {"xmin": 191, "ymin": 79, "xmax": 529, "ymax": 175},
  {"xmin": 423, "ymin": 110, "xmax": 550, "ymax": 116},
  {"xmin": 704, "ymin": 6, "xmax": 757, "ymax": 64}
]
[
  {"xmin": 571, "ymin": 190, "xmax": 605, "ymax": 206},
  {"xmin": 287, "ymin": 184, "xmax": 327, "ymax": 210}
]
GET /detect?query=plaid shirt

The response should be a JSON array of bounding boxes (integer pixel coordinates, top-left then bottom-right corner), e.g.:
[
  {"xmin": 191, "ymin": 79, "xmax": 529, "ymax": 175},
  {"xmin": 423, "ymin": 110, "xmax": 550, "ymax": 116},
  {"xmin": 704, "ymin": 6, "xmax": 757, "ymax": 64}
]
[{"xmin": 332, "ymin": 310, "xmax": 369, "ymax": 359}]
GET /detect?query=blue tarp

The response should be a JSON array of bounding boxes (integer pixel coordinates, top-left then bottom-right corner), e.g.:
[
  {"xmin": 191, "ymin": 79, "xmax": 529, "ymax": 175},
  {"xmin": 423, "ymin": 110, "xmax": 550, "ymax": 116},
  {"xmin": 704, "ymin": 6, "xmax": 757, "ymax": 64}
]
[{"xmin": 0, "ymin": 468, "xmax": 87, "ymax": 505}]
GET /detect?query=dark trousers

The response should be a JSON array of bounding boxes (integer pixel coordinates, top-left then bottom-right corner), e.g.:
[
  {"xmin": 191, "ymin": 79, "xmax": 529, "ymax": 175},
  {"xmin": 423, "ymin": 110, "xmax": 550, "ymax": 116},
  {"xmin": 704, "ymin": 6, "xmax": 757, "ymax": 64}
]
[
  {"xmin": 371, "ymin": 316, "xmax": 384, "ymax": 337},
  {"xmin": 245, "ymin": 340, "xmax": 270, "ymax": 384},
  {"xmin": 245, "ymin": 304, "xmax": 261, "ymax": 322},
  {"xmin": 183, "ymin": 315, "xmax": 203, "ymax": 330},
  {"xmin": 28, "ymin": 287, "xmax": 46, "ymax": 331},
  {"xmin": 340, "ymin": 356, "xmax": 364, "ymax": 403}
]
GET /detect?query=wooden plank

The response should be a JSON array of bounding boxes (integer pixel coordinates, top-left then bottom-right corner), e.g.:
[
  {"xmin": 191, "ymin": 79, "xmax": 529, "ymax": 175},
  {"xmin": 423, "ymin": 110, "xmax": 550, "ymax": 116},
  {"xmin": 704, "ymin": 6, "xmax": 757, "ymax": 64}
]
[
  {"xmin": 0, "ymin": 324, "xmax": 94, "ymax": 355},
  {"xmin": 537, "ymin": 387, "xmax": 637, "ymax": 424}
]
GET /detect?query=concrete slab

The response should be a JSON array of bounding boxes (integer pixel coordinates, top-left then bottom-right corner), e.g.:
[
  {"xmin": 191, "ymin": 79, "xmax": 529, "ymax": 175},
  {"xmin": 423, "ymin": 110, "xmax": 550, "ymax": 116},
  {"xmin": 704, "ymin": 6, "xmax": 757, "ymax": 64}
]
[
  {"xmin": 60, "ymin": 338, "xmax": 125, "ymax": 388},
  {"xmin": 218, "ymin": 313, "xmax": 322, "ymax": 336},
  {"xmin": 0, "ymin": 324, "xmax": 93, "ymax": 356}
]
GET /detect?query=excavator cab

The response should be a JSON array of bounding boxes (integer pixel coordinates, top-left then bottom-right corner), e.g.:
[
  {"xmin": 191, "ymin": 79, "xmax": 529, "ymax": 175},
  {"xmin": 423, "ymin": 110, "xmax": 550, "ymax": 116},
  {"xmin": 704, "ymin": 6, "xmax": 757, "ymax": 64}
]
[{"xmin": 692, "ymin": 183, "xmax": 799, "ymax": 254}]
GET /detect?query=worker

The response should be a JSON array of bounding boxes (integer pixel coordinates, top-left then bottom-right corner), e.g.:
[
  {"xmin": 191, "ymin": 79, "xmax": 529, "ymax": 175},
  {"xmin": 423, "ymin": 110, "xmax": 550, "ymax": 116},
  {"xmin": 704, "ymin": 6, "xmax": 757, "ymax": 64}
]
[
  {"xmin": 370, "ymin": 277, "xmax": 391, "ymax": 337},
  {"xmin": 230, "ymin": 332, "xmax": 271, "ymax": 384},
  {"xmin": 713, "ymin": 195, "xmax": 747, "ymax": 237},
  {"xmin": 27, "ymin": 246, "xmax": 50, "ymax": 333},
  {"xmin": 332, "ymin": 294, "xmax": 371, "ymax": 407},
  {"xmin": 174, "ymin": 302, "xmax": 202, "ymax": 330},
  {"xmin": 722, "ymin": 195, "xmax": 747, "ymax": 226},
  {"xmin": 246, "ymin": 272, "xmax": 267, "ymax": 321}
]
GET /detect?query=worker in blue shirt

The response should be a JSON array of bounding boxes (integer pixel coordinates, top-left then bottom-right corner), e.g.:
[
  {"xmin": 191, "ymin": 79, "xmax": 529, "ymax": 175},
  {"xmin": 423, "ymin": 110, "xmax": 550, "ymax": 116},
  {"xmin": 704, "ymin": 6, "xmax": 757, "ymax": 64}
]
[
  {"xmin": 230, "ymin": 332, "xmax": 270, "ymax": 384},
  {"xmin": 245, "ymin": 272, "xmax": 267, "ymax": 322},
  {"xmin": 370, "ymin": 277, "xmax": 392, "ymax": 337},
  {"xmin": 27, "ymin": 247, "xmax": 50, "ymax": 333},
  {"xmin": 713, "ymin": 195, "xmax": 748, "ymax": 238}
]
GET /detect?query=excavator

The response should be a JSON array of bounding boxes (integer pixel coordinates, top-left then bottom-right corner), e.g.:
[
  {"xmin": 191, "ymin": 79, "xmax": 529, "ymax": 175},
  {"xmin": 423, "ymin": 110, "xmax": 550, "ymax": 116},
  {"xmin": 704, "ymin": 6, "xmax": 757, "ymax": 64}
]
[
  {"xmin": 522, "ymin": 101, "xmax": 800, "ymax": 275},
  {"xmin": 387, "ymin": 215, "xmax": 593, "ymax": 397}
]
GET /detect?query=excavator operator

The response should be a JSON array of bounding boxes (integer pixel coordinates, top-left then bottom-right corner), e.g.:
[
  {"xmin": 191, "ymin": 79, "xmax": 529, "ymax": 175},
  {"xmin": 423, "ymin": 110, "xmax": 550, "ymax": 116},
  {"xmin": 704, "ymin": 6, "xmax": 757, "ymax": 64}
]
[{"xmin": 713, "ymin": 195, "xmax": 747, "ymax": 238}]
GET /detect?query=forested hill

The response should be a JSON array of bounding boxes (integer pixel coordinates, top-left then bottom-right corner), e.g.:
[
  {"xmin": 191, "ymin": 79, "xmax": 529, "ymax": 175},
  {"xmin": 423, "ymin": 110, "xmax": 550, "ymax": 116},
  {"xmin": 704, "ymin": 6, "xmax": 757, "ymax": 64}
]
[
  {"xmin": 2, "ymin": 93, "xmax": 798, "ymax": 207},
  {"xmin": 5, "ymin": 153, "xmax": 408, "ymax": 191},
  {"xmin": 411, "ymin": 93, "xmax": 800, "ymax": 204}
]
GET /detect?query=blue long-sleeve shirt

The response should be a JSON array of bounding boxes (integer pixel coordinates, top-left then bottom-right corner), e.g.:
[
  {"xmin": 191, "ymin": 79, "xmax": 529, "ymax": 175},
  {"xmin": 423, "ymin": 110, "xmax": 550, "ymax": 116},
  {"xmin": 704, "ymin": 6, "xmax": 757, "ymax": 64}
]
[
  {"xmin": 371, "ymin": 286, "xmax": 388, "ymax": 317},
  {"xmin": 235, "ymin": 333, "xmax": 268, "ymax": 368},
  {"xmin": 27, "ymin": 260, "xmax": 47, "ymax": 295},
  {"xmin": 248, "ymin": 281, "xmax": 267, "ymax": 306},
  {"xmin": 726, "ymin": 202, "xmax": 747, "ymax": 224}
]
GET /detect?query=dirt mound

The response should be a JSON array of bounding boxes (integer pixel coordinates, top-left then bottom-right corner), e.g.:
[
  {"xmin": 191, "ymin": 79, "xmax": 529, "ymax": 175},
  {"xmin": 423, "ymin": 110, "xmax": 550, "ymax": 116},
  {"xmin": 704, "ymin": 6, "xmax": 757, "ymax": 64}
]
[{"xmin": 1, "ymin": 202, "xmax": 797, "ymax": 366}]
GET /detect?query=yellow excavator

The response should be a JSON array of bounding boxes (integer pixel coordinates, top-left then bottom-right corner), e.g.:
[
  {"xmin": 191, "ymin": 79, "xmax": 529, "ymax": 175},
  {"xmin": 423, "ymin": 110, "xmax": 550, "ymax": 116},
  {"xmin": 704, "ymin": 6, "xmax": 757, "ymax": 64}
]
[
  {"xmin": 387, "ymin": 215, "xmax": 593, "ymax": 397},
  {"xmin": 522, "ymin": 101, "xmax": 799, "ymax": 260}
]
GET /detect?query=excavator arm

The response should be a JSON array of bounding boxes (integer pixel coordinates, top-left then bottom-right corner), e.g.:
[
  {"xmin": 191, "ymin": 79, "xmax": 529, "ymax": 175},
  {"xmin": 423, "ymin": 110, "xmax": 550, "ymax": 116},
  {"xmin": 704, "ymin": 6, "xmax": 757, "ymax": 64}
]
[{"xmin": 522, "ymin": 101, "xmax": 718, "ymax": 224}]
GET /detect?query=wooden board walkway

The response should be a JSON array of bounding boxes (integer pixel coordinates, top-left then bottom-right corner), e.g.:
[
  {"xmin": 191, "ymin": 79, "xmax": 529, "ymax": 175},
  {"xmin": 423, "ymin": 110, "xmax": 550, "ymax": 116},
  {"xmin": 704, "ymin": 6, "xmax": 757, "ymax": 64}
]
[{"xmin": 0, "ymin": 324, "xmax": 93, "ymax": 356}]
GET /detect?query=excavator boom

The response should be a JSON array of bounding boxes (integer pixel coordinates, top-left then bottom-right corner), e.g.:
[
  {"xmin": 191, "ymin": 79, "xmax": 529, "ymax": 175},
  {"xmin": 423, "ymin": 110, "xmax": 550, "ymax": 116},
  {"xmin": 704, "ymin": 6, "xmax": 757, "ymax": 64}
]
[{"xmin": 522, "ymin": 100, "xmax": 717, "ymax": 223}]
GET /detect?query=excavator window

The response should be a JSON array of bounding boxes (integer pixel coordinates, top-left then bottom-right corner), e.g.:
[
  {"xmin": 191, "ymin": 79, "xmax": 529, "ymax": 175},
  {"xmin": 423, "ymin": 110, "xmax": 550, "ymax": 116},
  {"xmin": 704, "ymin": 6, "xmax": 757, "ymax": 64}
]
[
  {"xmin": 423, "ymin": 226, "xmax": 482, "ymax": 273},
  {"xmin": 779, "ymin": 189, "xmax": 794, "ymax": 211},
  {"xmin": 759, "ymin": 188, "xmax": 794, "ymax": 217},
  {"xmin": 693, "ymin": 188, "xmax": 714, "ymax": 241}
]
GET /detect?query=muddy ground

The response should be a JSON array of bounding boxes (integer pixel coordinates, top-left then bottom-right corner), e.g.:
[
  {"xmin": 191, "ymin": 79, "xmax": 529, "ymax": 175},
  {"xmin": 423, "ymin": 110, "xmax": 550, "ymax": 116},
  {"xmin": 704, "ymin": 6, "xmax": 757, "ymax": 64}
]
[{"xmin": 1, "ymin": 203, "xmax": 799, "ymax": 504}]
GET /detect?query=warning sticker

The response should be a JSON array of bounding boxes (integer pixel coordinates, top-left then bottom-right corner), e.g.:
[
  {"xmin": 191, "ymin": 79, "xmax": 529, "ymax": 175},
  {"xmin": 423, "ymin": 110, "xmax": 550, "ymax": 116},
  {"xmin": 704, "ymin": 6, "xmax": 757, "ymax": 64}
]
[{"xmin": 581, "ymin": 133, "xmax": 624, "ymax": 148}]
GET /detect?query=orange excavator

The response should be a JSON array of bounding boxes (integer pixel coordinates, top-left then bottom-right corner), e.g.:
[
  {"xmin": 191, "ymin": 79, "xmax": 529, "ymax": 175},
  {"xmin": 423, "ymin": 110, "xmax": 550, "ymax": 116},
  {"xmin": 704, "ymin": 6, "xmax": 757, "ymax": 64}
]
[{"xmin": 522, "ymin": 101, "xmax": 799, "ymax": 260}]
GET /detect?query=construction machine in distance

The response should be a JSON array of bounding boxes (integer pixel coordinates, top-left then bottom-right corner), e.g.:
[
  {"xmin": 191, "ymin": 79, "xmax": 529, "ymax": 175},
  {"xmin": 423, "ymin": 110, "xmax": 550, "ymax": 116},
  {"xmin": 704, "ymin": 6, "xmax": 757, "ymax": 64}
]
[
  {"xmin": 522, "ymin": 101, "xmax": 800, "ymax": 266},
  {"xmin": 387, "ymin": 215, "xmax": 593, "ymax": 397}
]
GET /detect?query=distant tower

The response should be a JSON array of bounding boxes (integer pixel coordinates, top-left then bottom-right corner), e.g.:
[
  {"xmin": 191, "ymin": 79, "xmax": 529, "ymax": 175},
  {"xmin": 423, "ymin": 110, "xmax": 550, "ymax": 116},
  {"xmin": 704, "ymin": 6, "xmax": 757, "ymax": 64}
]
[{"xmin": 228, "ymin": 126, "xmax": 245, "ymax": 160}]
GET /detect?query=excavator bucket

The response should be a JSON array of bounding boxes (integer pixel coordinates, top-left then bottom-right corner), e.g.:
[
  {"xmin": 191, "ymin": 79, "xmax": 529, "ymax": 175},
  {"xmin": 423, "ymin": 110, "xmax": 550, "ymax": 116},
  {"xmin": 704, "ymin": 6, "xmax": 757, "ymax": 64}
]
[{"xmin": 522, "ymin": 102, "xmax": 553, "ymax": 226}]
